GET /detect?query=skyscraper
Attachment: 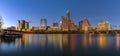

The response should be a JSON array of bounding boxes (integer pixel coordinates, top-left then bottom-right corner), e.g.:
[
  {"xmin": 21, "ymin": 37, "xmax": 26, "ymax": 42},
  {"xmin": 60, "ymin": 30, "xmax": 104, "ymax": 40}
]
[
  {"xmin": 17, "ymin": 20, "xmax": 29, "ymax": 31},
  {"xmin": 79, "ymin": 19, "xmax": 91, "ymax": 31},
  {"xmin": 25, "ymin": 22, "xmax": 29, "ymax": 29},
  {"xmin": 17, "ymin": 20, "xmax": 21, "ymax": 30},
  {"xmin": 69, "ymin": 19, "xmax": 75, "ymax": 31},
  {"xmin": 21, "ymin": 20, "xmax": 26, "ymax": 29},
  {"xmin": 61, "ymin": 10, "xmax": 72, "ymax": 31},
  {"xmin": 66, "ymin": 10, "xmax": 70, "ymax": 20},
  {"xmin": 61, "ymin": 16, "xmax": 68, "ymax": 31},
  {"xmin": 79, "ymin": 21, "xmax": 83, "ymax": 30},
  {"xmin": 40, "ymin": 19, "xmax": 47, "ymax": 30},
  {"xmin": 53, "ymin": 22, "xmax": 58, "ymax": 28},
  {"xmin": 97, "ymin": 21, "xmax": 109, "ymax": 31}
]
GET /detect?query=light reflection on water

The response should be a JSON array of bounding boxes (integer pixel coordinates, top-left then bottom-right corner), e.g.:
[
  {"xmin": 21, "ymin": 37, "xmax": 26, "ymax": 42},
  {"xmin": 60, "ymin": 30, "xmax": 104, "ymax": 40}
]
[{"xmin": 0, "ymin": 34, "xmax": 120, "ymax": 56}]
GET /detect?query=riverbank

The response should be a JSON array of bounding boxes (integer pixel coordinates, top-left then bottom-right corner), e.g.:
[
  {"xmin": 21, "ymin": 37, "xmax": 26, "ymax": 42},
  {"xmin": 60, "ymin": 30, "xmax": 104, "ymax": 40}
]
[{"xmin": 22, "ymin": 30, "xmax": 119, "ymax": 34}]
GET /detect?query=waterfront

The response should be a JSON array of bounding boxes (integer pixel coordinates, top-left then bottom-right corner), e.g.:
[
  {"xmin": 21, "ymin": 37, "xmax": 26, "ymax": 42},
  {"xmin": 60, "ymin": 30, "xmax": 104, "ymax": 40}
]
[{"xmin": 0, "ymin": 34, "xmax": 120, "ymax": 56}]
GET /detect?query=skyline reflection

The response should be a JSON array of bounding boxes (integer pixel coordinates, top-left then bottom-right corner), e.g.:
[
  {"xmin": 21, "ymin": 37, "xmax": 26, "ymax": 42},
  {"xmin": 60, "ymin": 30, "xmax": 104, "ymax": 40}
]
[
  {"xmin": 116, "ymin": 33, "xmax": 120, "ymax": 49},
  {"xmin": 97, "ymin": 34, "xmax": 108, "ymax": 49},
  {"xmin": 0, "ymin": 34, "xmax": 120, "ymax": 56}
]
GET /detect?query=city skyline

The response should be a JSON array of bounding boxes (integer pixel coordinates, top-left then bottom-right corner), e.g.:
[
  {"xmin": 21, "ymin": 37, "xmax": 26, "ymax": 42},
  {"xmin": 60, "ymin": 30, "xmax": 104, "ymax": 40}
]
[{"xmin": 0, "ymin": 0, "xmax": 120, "ymax": 28}]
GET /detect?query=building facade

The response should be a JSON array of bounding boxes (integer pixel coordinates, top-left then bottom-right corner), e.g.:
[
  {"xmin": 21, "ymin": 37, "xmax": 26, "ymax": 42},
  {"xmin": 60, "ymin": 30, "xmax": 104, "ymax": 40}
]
[
  {"xmin": 69, "ymin": 19, "xmax": 75, "ymax": 31},
  {"xmin": 17, "ymin": 20, "xmax": 29, "ymax": 31},
  {"xmin": 61, "ymin": 16, "xmax": 69, "ymax": 31},
  {"xmin": 78, "ymin": 19, "xmax": 91, "ymax": 31},
  {"xmin": 53, "ymin": 22, "xmax": 58, "ymax": 28},
  {"xmin": 40, "ymin": 19, "xmax": 47, "ymax": 30},
  {"xmin": 32, "ymin": 26, "xmax": 39, "ymax": 31},
  {"xmin": 82, "ymin": 19, "xmax": 91, "ymax": 31},
  {"xmin": 61, "ymin": 10, "xmax": 71, "ymax": 31},
  {"xmin": 7, "ymin": 26, "xmax": 16, "ymax": 30},
  {"xmin": 79, "ymin": 21, "xmax": 83, "ymax": 31},
  {"xmin": 66, "ymin": 10, "xmax": 70, "ymax": 20},
  {"xmin": 17, "ymin": 20, "xmax": 21, "ymax": 30},
  {"xmin": 25, "ymin": 22, "xmax": 29, "ymax": 29},
  {"xmin": 97, "ymin": 21, "xmax": 109, "ymax": 31}
]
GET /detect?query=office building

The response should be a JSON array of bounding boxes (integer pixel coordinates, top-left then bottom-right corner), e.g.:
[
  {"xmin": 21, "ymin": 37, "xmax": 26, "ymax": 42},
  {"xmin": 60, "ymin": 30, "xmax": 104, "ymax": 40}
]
[
  {"xmin": 78, "ymin": 19, "xmax": 91, "ymax": 31},
  {"xmin": 53, "ymin": 22, "xmax": 58, "ymax": 28},
  {"xmin": 32, "ymin": 26, "xmax": 39, "ymax": 31},
  {"xmin": 61, "ymin": 16, "xmax": 69, "ymax": 31},
  {"xmin": 17, "ymin": 20, "xmax": 21, "ymax": 30},
  {"xmin": 82, "ymin": 19, "xmax": 91, "ymax": 31},
  {"xmin": 61, "ymin": 10, "xmax": 71, "ymax": 31},
  {"xmin": 66, "ymin": 10, "xmax": 70, "ymax": 20},
  {"xmin": 79, "ymin": 21, "xmax": 83, "ymax": 31},
  {"xmin": 17, "ymin": 20, "xmax": 29, "ymax": 31},
  {"xmin": 69, "ymin": 19, "xmax": 75, "ymax": 31},
  {"xmin": 25, "ymin": 22, "xmax": 29, "ymax": 29},
  {"xmin": 40, "ymin": 19, "xmax": 47, "ymax": 30},
  {"xmin": 97, "ymin": 21, "xmax": 109, "ymax": 31}
]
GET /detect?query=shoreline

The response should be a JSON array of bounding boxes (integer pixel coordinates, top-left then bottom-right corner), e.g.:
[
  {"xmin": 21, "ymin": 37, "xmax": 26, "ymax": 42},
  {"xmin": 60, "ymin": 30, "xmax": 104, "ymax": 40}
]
[{"xmin": 22, "ymin": 31, "xmax": 118, "ymax": 34}]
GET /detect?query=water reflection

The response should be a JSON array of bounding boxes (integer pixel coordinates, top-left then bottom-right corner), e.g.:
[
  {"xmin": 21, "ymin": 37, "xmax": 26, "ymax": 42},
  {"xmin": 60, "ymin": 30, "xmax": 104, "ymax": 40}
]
[
  {"xmin": 70, "ymin": 34, "xmax": 76, "ymax": 52},
  {"xmin": 0, "ymin": 34, "xmax": 120, "ymax": 56},
  {"xmin": 82, "ymin": 34, "xmax": 89, "ymax": 48},
  {"xmin": 82, "ymin": 34, "xmax": 94, "ymax": 48},
  {"xmin": 15, "ymin": 34, "xmax": 29, "ymax": 48},
  {"xmin": 97, "ymin": 34, "xmax": 108, "ymax": 49},
  {"xmin": 88, "ymin": 34, "xmax": 93, "ymax": 46},
  {"xmin": 0, "ymin": 37, "xmax": 16, "ymax": 43},
  {"xmin": 47, "ymin": 34, "xmax": 63, "ymax": 50},
  {"xmin": 116, "ymin": 34, "xmax": 120, "ymax": 49}
]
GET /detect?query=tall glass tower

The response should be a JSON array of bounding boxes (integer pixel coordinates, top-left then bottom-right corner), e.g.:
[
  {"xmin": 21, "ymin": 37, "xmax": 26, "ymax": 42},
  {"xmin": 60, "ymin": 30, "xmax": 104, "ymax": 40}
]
[
  {"xmin": 66, "ymin": 10, "xmax": 70, "ymax": 20},
  {"xmin": 40, "ymin": 19, "xmax": 47, "ymax": 30},
  {"xmin": 66, "ymin": 10, "xmax": 71, "ymax": 31}
]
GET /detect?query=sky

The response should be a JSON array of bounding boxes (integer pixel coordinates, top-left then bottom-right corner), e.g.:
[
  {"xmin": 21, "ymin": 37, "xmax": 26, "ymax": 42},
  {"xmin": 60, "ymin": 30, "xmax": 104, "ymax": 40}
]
[{"xmin": 0, "ymin": 0, "xmax": 120, "ymax": 28}]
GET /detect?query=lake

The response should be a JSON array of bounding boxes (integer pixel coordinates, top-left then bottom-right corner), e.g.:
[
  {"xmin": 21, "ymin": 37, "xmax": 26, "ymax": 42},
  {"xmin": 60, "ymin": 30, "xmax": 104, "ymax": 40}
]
[{"xmin": 0, "ymin": 34, "xmax": 120, "ymax": 56}]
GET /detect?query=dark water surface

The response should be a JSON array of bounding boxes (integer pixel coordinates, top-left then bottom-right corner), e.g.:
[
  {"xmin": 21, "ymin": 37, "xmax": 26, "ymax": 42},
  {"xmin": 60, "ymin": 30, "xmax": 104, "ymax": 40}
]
[{"xmin": 0, "ymin": 34, "xmax": 120, "ymax": 56}]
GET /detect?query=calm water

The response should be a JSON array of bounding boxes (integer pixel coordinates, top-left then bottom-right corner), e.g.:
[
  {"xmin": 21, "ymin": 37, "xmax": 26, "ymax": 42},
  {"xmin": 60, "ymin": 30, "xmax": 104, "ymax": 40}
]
[{"xmin": 0, "ymin": 34, "xmax": 120, "ymax": 56}]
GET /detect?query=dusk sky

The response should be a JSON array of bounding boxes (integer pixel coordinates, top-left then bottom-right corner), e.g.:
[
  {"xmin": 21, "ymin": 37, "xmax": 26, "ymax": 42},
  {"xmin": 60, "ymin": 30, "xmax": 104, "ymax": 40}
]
[{"xmin": 0, "ymin": 0, "xmax": 120, "ymax": 28}]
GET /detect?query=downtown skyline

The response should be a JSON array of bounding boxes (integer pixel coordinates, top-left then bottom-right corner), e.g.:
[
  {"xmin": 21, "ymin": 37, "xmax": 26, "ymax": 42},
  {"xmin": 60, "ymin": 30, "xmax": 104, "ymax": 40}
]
[{"xmin": 0, "ymin": 0, "xmax": 120, "ymax": 28}]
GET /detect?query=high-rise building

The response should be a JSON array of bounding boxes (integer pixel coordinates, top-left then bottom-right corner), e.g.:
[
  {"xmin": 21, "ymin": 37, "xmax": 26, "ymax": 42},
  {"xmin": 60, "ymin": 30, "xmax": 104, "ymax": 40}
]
[
  {"xmin": 25, "ymin": 22, "xmax": 29, "ymax": 29},
  {"xmin": 82, "ymin": 19, "xmax": 91, "ymax": 31},
  {"xmin": 53, "ymin": 22, "xmax": 58, "ymax": 28},
  {"xmin": 97, "ymin": 21, "xmax": 109, "ymax": 31},
  {"xmin": 79, "ymin": 19, "xmax": 91, "ymax": 31},
  {"xmin": 66, "ymin": 10, "xmax": 70, "ymax": 20},
  {"xmin": 17, "ymin": 20, "xmax": 29, "ymax": 31},
  {"xmin": 17, "ymin": 20, "xmax": 21, "ymax": 30},
  {"xmin": 61, "ymin": 10, "xmax": 71, "ymax": 31},
  {"xmin": 79, "ymin": 21, "xmax": 83, "ymax": 30},
  {"xmin": 69, "ymin": 19, "xmax": 75, "ymax": 31},
  {"xmin": 66, "ymin": 10, "xmax": 71, "ymax": 30},
  {"xmin": 61, "ymin": 16, "xmax": 69, "ymax": 31},
  {"xmin": 40, "ymin": 19, "xmax": 47, "ymax": 30},
  {"xmin": 21, "ymin": 20, "xmax": 26, "ymax": 29},
  {"xmin": 60, "ymin": 21, "xmax": 62, "ymax": 29}
]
